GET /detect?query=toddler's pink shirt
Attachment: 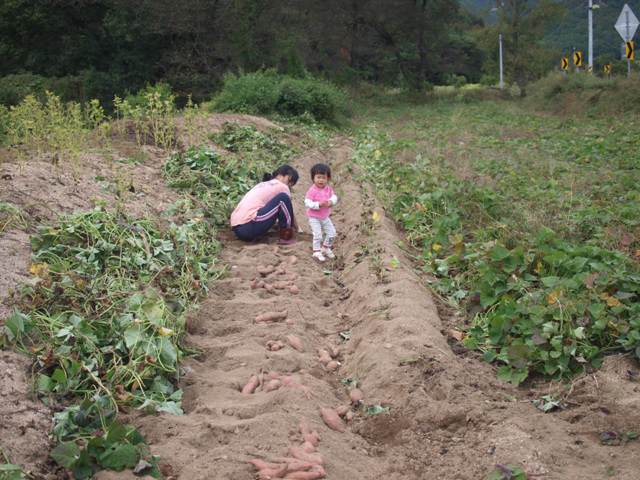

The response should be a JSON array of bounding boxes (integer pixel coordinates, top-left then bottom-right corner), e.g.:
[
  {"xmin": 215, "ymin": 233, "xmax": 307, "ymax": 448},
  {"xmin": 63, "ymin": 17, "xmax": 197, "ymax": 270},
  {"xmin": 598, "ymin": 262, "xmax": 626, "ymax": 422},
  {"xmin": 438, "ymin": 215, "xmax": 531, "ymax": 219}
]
[{"xmin": 305, "ymin": 184, "xmax": 334, "ymax": 219}]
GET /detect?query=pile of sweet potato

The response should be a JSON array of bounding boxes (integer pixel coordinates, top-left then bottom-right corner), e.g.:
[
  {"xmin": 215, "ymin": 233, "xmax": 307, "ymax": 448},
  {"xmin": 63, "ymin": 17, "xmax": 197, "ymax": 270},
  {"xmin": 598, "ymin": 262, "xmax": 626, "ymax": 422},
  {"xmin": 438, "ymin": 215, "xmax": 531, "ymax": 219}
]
[
  {"xmin": 250, "ymin": 418, "xmax": 327, "ymax": 479},
  {"xmin": 251, "ymin": 255, "xmax": 300, "ymax": 295},
  {"xmin": 241, "ymin": 370, "xmax": 315, "ymax": 400}
]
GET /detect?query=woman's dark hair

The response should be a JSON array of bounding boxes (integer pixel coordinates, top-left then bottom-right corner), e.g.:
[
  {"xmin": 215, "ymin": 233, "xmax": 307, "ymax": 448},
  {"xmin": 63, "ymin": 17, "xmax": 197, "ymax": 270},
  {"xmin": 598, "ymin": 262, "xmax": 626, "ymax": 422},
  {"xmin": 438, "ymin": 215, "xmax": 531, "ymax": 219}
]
[
  {"xmin": 262, "ymin": 165, "xmax": 299, "ymax": 186},
  {"xmin": 310, "ymin": 163, "xmax": 331, "ymax": 179}
]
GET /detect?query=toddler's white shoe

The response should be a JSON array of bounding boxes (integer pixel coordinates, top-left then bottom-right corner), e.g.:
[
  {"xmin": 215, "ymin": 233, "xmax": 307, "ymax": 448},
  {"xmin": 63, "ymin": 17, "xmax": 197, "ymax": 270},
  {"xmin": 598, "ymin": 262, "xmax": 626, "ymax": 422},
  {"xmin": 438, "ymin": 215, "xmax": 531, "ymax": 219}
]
[
  {"xmin": 321, "ymin": 247, "xmax": 335, "ymax": 259},
  {"xmin": 312, "ymin": 251, "xmax": 326, "ymax": 262}
]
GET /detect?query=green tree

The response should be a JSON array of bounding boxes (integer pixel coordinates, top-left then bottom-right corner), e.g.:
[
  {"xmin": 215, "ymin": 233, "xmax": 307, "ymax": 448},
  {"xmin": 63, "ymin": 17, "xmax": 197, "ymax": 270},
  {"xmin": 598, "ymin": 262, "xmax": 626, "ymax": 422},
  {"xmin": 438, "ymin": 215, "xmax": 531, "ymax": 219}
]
[{"xmin": 478, "ymin": 0, "xmax": 565, "ymax": 85}]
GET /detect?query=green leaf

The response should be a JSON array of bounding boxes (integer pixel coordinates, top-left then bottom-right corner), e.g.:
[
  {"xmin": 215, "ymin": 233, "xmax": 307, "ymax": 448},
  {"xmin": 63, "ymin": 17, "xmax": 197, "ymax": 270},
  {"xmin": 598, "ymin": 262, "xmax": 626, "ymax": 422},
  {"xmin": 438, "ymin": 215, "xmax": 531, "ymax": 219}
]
[
  {"xmin": 482, "ymin": 350, "xmax": 496, "ymax": 362},
  {"xmin": 98, "ymin": 444, "xmax": 137, "ymax": 471},
  {"xmin": 37, "ymin": 374, "xmax": 55, "ymax": 393},
  {"xmin": 71, "ymin": 450, "xmax": 93, "ymax": 479},
  {"xmin": 491, "ymin": 244, "xmax": 511, "ymax": 261},
  {"xmin": 50, "ymin": 442, "xmax": 81, "ymax": 469},
  {"xmin": 536, "ymin": 226, "xmax": 558, "ymax": 244},
  {"xmin": 51, "ymin": 368, "xmax": 68, "ymax": 384},
  {"xmin": 123, "ymin": 325, "xmax": 144, "ymax": 350},
  {"xmin": 540, "ymin": 276, "xmax": 560, "ymax": 287},
  {"xmin": 104, "ymin": 421, "xmax": 127, "ymax": 445},
  {"xmin": 5, "ymin": 309, "xmax": 32, "ymax": 341},
  {"xmin": 506, "ymin": 344, "xmax": 530, "ymax": 370},
  {"xmin": 157, "ymin": 401, "xmax": 183, "ymax": 415}
]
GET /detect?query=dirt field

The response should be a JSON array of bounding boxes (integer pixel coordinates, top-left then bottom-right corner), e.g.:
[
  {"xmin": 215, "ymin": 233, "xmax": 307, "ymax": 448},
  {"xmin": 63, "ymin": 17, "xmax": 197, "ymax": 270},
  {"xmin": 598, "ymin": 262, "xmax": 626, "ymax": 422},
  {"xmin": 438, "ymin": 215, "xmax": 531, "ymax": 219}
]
[{"xmin": 2, "ymin": 114, "xmax": 640, "ymax": 480}]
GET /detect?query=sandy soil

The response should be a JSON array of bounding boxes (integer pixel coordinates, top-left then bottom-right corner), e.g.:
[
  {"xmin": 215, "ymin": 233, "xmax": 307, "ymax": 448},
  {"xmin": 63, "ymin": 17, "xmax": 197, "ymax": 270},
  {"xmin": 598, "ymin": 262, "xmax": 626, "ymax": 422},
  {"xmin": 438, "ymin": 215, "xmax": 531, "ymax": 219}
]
[{"xmin": 1, "ymin": 113, "xmax": 640, "ymax": 480}]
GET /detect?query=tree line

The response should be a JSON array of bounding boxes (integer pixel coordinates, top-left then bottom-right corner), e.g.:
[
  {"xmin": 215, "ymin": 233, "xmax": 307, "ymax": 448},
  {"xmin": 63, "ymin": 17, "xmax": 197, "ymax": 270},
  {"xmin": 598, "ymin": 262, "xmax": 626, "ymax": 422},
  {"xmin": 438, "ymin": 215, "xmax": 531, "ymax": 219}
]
[{"xmin": 0, "ymin": 0, "xmax": 631, "ymax": 108}]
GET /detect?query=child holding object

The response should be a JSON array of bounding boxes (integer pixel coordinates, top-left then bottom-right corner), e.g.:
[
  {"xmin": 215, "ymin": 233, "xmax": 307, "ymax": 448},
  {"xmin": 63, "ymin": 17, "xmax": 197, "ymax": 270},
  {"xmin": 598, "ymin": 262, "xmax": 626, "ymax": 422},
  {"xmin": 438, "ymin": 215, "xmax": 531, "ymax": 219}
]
[{"xmin": 305, "ymin": 163, "xmax": 338, "ymax": 261}]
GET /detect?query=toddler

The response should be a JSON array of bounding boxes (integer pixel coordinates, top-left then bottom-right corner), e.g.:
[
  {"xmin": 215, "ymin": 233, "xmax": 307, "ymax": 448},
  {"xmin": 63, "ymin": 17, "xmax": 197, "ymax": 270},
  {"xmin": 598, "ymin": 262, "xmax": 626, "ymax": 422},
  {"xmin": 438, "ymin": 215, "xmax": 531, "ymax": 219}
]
[{"xmin": 305, "ymin": 163, "xmax": 338, "ymax": 261}]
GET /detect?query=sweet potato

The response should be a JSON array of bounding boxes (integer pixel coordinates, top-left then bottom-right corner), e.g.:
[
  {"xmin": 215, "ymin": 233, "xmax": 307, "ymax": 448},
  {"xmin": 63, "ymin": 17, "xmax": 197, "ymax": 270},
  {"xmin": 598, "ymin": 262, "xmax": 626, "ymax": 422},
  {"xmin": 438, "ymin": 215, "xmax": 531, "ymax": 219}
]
[
  {"xmin": 242, "ymin": 374, "xmax": 260, "ymax": 394},
  {"xmin": 283, "ymin": 466, "xmax": 327, "ymax": 479},
  {"xmin": 266, "ymin": 340, "xmax": 285, "ymax": 351},
  {"xmin": 325, "ymin": 361, "xmax": 339, "ymax": 371},
  {"xmin": 285, "ymin": 335, "xmax": 304, "ymax": 352},
  {"xmin": 285, "ymin": 318, "xmax": 294, "ymax": 325},
  {"xmin": 273, "ymin": 246, "xmax": 280, "ymax": 255},
  {"xmin": 250, "ymin": 278, "xmax": 261, "ymax": 290},
  {"xmin": 266, "ymin": 379, "xmax": 283, "ymax": 391},
  {"xmin": 299, "ymin": 418, "xmax": 312, "ymax": 436},
  {"xmin": 318, "ymin": 404, "xmax": 344, "ymax": 433},
  {"xmin": 316, "ymin": 349, "xmax": 332, "ymax": 365},
  {"xmin": 283, "ymin": 377, "xmax": 315, "ymax": 400},
  {"xmin": 264, "ymin": 283, "xmax": 275, "ymax": 293},
  {"xmin": 256, "ymin": 464, "xmax": 289, "ymax": 479},
  {"xmin": 289, "ymin": 255, "xmax": 298, "ymax": 265},
  {"xmin": 286, "ymin": 444, "xmax": 323, "ymax": 465},
  {"xmin": 256, "ymin": 265, "xmax": 275, "ymax": 276},
  {"xmin": 250, "ymin": 459, "xmax": 285, "ymax": 471},
  {"xmin": 336, "ymin": 405, "xmax": 349, "ymax": 417},
  {"xmin": 254, "ymin": 310, "xmax": 288, "ymax": 323},
  {"xmin": 269, "ymin": 459, "xmax": 314, "ymax": 472},
  {"xmin": 289, "ymin": 285, "xmax": 299, "ymax": 295},
  {"xmin": 300, "ymin": 441, "xmax": 316, "ymax": 453},
  {"xmin": 267, "ymin": 370, "xmax": 280, "ymax": 380},
  {"xmin": 289, "ymin": 273, "xmax": 298, "ymax": 281},
  {"xmin": 345, "ymin": 410, "xmax": 355, "ymax": 421},
  {"xmin": 274, "ymin": 281, "xmax": 292, "ymax": 289},
  {"xmin": 349, "ymin": 387, "xmax": 364, "ymax": 403}
]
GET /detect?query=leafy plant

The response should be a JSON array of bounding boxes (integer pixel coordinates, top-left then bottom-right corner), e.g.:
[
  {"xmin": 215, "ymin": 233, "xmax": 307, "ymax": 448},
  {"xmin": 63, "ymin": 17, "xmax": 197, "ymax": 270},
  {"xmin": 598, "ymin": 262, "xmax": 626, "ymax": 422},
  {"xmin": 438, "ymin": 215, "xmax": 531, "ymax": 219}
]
[
  {"xmin": 532, "ymin": 394, "xmax": 565, "ymax": 412},
  {"xmin": 0, "ymin": 448, "xmax": 29, "ymax": 480},
  {"xmin": 6, "ymin": 207, "xmax": 222, "ymax": 477},
  {"xmin": 488, "ymin": 464, "xmax": 528, "ymax": 480},
  {"xmin": 361, "ymin": 404, "xmax": 390, "ymax": 417},
  {"xmin": 50, "ymin": 396, "xmax": 161, "ymax": 479},
  {"xmin": 351, "ymin": 100, "xmax": 640, "ymax": 386},
  {"xmin": 600, "ymin": 429, "xmax": 638, "ymax": 446},
  {"xmin": 163, "ymin": 144, "xmax": 275, "ymax": 225}
]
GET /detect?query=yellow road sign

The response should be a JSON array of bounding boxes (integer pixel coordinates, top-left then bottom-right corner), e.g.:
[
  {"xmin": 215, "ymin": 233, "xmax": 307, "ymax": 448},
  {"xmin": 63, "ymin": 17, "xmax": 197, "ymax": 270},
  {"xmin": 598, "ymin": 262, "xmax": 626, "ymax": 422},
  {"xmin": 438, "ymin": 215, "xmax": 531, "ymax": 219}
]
[
  {"xmin": 561, "ymin": 58, "xmax": 569, "ymax": 70},
  {"xmin": 574, "ymin": 52, "xmax": 582, "ymax": 66},
  {"xmin": 604, "ymin": 65, "xmax": 611, "ymax": 74},
  {"xmin": 626, "ymin": 41, "xmax": 634, "ymax": 60}
]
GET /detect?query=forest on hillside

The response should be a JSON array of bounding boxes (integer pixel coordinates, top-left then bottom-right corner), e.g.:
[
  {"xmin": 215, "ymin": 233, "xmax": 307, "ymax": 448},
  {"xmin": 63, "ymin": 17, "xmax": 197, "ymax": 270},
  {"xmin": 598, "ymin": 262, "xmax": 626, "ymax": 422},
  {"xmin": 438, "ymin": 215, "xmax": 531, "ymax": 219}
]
[{"xmin": 0, "ymin": 0, "xmax": 638, "ymax": 110}]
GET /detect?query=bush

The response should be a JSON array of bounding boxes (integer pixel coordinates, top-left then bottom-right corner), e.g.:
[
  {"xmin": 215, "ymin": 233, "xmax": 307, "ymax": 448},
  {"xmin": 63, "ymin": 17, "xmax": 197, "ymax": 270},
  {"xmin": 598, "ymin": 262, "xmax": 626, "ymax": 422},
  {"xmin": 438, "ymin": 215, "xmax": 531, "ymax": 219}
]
[
  {"xmin": 209, "ymin": 69, "xmax": 349, "ymax": 126},
  {"xmin": 0, "ymin": 73, "xmax": 84, "ymax": 107},
  {"xmin": 523, "ymin": 71, "xmax": 640, "ymax": 117}
]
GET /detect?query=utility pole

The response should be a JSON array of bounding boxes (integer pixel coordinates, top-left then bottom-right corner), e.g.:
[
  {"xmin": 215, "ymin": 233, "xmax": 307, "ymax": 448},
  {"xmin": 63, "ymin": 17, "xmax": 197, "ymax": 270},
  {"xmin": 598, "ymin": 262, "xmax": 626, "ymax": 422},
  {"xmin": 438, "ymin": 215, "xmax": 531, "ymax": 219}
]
[
  {"xmin": 499, "ymin": 34, "xmax": 504, "ymax": 89},
  {"xmin": 588, "ymin": 1, "xmax": 600, "ymax": 73},
  {"xmin": 588, "ymin": 0, "xmax": 593, "ymax": 72}
]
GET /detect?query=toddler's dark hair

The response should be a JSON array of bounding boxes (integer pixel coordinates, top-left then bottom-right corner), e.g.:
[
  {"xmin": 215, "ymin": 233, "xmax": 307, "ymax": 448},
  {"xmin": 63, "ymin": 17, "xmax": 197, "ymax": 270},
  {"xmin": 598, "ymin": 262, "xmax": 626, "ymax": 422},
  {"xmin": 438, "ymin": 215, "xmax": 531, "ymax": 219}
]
[{"xmin": 310, "ymin": 163, "xmax": 331, "ymax": 179}]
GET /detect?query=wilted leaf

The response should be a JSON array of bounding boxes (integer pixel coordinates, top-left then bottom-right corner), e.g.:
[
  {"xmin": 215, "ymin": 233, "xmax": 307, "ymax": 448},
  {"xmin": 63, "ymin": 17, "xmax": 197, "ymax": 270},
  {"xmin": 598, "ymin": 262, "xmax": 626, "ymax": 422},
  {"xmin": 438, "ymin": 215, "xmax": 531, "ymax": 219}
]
[{"xmin": 449, "ymin": 329, "xmax": 465, "ymax": 341}]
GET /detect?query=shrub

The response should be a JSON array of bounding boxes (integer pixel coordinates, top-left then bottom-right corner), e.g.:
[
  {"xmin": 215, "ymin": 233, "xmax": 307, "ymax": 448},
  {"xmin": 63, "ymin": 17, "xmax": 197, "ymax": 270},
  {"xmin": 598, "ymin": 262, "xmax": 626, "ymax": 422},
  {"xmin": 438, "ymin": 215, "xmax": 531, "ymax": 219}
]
[
  {"xmin": 0, "ymin": 73, "xmax": 84, "ymax": 107},
  {"xmin": 209, "ymin": 69, "xmax": 349, "ymax": 126},
  {"xmin": 523, "ymin": 72, "xmax": 640, "ymax": 117}
]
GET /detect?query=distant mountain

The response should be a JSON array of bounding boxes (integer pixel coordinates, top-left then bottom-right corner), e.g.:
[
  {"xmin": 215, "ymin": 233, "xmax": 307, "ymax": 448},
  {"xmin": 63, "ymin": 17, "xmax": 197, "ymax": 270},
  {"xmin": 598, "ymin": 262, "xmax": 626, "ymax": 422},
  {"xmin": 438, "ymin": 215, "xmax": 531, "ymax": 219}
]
[{"xmin": 546, "ymin": 0, "xmax": 636, "ymax": 59}]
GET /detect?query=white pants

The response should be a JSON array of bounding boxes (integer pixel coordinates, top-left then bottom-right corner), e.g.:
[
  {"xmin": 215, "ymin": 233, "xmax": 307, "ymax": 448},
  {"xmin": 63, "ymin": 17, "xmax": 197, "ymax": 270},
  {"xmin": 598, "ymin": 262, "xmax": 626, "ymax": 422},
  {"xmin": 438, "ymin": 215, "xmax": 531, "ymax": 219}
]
[{"xmin": 308, "ymin": 216, "xmax": 337, "ymax": 251}]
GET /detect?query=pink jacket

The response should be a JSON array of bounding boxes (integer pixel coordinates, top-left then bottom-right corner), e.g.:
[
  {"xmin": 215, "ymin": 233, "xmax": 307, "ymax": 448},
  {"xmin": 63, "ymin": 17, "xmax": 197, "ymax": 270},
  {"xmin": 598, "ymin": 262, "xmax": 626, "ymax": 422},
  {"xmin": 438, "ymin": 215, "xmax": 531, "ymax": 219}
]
[{"xmin": 305, "ymin": 184, "xmax": 337, "ymax": 219}]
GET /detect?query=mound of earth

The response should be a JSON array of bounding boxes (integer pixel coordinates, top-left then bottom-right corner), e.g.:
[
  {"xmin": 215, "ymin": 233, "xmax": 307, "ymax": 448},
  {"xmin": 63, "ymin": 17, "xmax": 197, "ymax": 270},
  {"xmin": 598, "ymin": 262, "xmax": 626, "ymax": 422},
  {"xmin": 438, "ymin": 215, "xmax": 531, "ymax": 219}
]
[{"xmin": 1, "ymin": 114, "xmax": 640, "ymax": 480}]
